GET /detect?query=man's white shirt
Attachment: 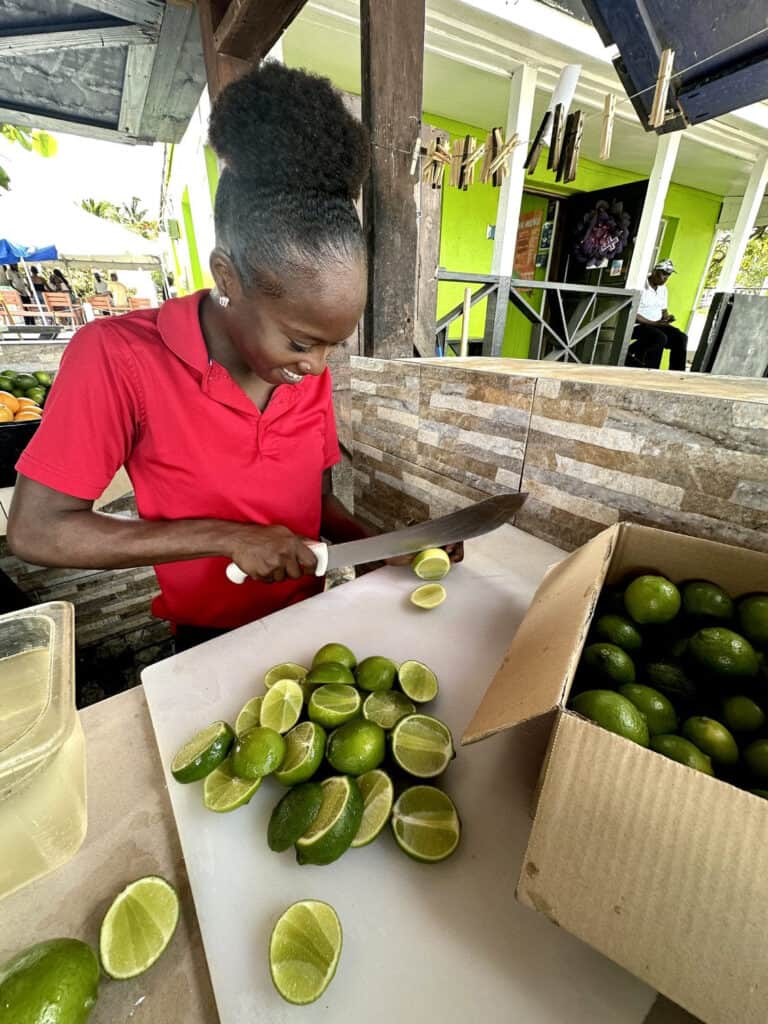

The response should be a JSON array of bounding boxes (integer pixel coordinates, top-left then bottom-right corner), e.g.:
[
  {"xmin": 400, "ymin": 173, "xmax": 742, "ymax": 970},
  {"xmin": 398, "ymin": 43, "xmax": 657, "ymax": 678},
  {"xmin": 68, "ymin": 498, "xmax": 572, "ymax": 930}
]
[{"xmin": 637, "ymin": 281, "xmax": 668, "ymax": 322}]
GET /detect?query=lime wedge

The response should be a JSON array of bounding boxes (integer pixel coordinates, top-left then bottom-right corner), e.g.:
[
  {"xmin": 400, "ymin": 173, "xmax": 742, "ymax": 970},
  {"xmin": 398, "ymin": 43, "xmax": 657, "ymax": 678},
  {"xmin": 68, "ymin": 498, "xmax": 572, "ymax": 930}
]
[
  {"xmin": 398, "ymin": 660, "xmax": 439, "ymax": 703},
  {"xmin": 170, "ymin": 721, "xmax": 234, "ymax": 783},
  {"xmin": 274, "ymin": 721, "xmax": 326, "ymax": 786},
  {"xmin": 264, "ymin": 662, "xmax": 308, "ymax": 689},
  {"xmin": 269, "ymin": 900, "xmax": 342, "ymax": 1005},
  {"xmin": 268, "ymin": 782, "xmax": 324, "ymax": 852},
  {"xmin": 203, "ymin": 757, "xmax": 262, "ymax": 812},
  {"xmin": 308, "ymin": 684, "xmax": 362, "ymax": 728},
  {"xmin": 295, "ymin": 776, "xmax": 364, "ymax": 865},
  {"xmin": 391, "ymin": 785, "xmax": 461, "ymax": 863},
  {"xmin": 391, "ymin": 713, "xmax": 454, "ymax": 778},
  {"xmin": 312, "ymin": 642, "xmax": 357, "ymax": 670},
  {"xmin": 410, "ymin": 583, "xmax": 446, "ymax": 609},
  {"xmin": 351, "ymin": 769, "xmax": 394, "ymax": 848},
  {"xmin": 235, "ymin": 696, "xmax": 263, "ymax": 736},
  {"xmin": 363, "ymin": 690, "xmax": 415, "ymax": 730},
  {"xmin": 99, "ymin": 876, "xmax": 180, "ymax": 979},
  {"xmin": 260, "ymin": 679, "xmax": 303, "ymax": 734},
  {"xmin": 411, "ymin": 547, "xmax": 451, "ymax": 580}
]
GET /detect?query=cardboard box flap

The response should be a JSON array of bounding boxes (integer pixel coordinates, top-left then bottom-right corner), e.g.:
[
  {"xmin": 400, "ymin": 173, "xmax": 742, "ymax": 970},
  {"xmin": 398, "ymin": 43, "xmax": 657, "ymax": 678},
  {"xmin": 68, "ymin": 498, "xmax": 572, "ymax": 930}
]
[
  {"xmin": 517, "ymin": 711, "xmax": 768, "ymax": 1024},
  {"xmin": 462, "ymin": 525, "xmax": 619, "ymax": 745}
]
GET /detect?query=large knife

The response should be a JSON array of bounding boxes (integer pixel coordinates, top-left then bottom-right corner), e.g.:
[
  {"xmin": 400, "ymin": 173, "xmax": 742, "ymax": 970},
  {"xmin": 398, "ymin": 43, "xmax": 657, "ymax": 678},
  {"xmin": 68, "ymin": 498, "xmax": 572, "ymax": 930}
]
[{"xmin": 225, "ymin": 492, "xmax": 527, "ymax": 584}]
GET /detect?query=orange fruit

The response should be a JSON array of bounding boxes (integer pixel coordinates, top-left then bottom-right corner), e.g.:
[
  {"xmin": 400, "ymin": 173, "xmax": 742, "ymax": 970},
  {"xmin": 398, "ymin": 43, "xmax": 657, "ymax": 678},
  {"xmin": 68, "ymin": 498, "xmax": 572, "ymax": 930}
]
[
  {"xmin": 16, "ymin": 397, "xmax": 42, "ymax": 411},
  {"xmin": 14, "ymin": 409, "xmax": 42, "ymax": 421},
  {"xmin": 0, "ymin": 405, "xmax": 13, "ymax": 423},
  {"xmin": 0, "ymin": 390, "xmax": 19, "ymax": 413}
]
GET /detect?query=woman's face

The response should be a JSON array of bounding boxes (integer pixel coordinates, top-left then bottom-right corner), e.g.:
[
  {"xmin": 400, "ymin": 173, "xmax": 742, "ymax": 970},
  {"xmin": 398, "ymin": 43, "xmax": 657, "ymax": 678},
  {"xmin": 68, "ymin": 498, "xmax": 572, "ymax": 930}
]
[{"xmin": 222, "ymin": 259, "xmax": 367, "ymax": 386}]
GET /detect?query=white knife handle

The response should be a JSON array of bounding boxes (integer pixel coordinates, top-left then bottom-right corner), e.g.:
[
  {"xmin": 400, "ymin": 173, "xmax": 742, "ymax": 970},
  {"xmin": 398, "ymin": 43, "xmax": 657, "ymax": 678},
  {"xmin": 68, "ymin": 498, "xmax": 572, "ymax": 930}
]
[{"xmin": 225, "ymin": 540, "xmax": 328, "ymax": 584}]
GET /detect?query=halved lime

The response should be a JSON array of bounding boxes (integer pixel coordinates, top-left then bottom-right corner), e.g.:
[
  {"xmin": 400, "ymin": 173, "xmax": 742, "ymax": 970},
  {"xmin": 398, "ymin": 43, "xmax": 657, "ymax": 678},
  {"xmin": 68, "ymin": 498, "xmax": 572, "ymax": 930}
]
[
  {"xmin": 268, "ymin": 782, "xmax": 324, "ymax": 852},
  {"xmin": 312, "ymin": 642, "xmax": 357, "ymax": 670},
  {"xmin": 230, "ymin": 726, "xmax": 286, "ymax": 779},
  {"xmin": 308, "ymin": 684, "xmax": 361, "ymax": 728},
  {"xmin": 351, "ymin": 769, "xmax": 394, "ymax": 848},
  {"xmin": 326, "ymin": 719, "xmax": 386, "ymax": 776},
  {"xmin": 99, "ymin": 876, "xmax": 179, "ymax": 980},
  {"xmin": 305, "ymin": 661, "xmax": 356, "ymax": 687},
  {"xmin": 410, "ymin": 583, "xmax": 446, "ymax": 610},
  {"xmin": 398, "ymin": 660, "xmax": 439, "ymax": 703},
  {"xmin": 260, "ymin": 679, "xmax": 303, "ymax": 734},
  {"xmin": 411, "ymin": 547, "xmax": 451, "ymax": 581},
  {"xmin": 235, "ymin": 696, "xmax": 263, "ymax": 736},
  {"xmin": 391, "ymin": 785, "xmax": 461, "ymax": 863},
  {"xmin": 203, "ymin": 757, "xmax": 262, "ymax": 812},
  {"xmin": 269, "ymin": 900, "xmax": 342, "ymax": 1005},
  {"xmin": 264, "ymin": 661, "xmax": 308, "ymax": 689},
  {"xmin": 170, "ymin": 721, "xmax": 234, "ymax": 783},
  {"xmin": 274, "ymin": 721, "xmax": 327, "ymax": 786},
  {"xmin": 391, "ymin": 714, "xmax": 454, "ymax": 778},
  {"xmin": 363, "ymin": 690, "xmax": 416, "ymax": 730},
  {"xmin": 295, "ymin": 776, "xmax": 364, "ymax": 865}
]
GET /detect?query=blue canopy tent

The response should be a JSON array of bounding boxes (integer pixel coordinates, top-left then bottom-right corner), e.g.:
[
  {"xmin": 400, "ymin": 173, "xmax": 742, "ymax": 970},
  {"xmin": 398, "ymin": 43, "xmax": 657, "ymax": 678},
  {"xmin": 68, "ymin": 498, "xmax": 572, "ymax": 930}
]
[{"xmin": 0, "ymin": 237, "xmax": 59, "ymax": 321}]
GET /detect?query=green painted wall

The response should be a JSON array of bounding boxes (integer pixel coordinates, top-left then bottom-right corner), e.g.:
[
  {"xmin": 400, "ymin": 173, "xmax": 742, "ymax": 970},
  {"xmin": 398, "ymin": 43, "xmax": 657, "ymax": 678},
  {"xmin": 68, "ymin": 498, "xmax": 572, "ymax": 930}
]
[
  {"xmin": 426, "ymin": 111, "xmax": 722, "ymax": 358},
  {"xmin": 181, "ymin": 186, "xmax": 204, "ymax": 291},
  {"xmin": 204, "ymin": 145, "xmax": 220, "ymax": 208}
]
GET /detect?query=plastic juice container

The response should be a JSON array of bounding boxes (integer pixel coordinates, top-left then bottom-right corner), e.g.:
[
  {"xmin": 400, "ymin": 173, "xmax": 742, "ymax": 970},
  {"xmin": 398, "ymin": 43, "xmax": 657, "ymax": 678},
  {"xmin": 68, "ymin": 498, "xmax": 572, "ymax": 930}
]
[{"xmin": 0, "ymin": 601, "xmax": 87, "ymax": 901}]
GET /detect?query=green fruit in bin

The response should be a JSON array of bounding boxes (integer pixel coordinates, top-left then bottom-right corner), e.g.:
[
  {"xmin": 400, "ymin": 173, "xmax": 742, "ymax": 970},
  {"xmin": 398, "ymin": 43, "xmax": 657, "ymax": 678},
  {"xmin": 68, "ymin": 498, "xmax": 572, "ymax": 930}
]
[
  {"xmin": 25, "ymin": 387, "xmax": 46, "ymax": 406},
  {"xmin": 0, "ymin": 376, "xmax": 14, "ymax": 392},
  {"xmin": 12, "ymin": 373, "xmax": 37, "ymax": 390},
  {"xmin": 0, "ymin": 369, "xmax": 16, "ymax": 379},
  {"xmin": 650, "ymin": 734, "xmax": 714, "ymax": 775},
  {"xmin": 570, "ymin": 689, "xmax": 649, "ymax": 746},
  {"xmin": 591, "ymin": 613, "xmax": 643, "ymax": 653},
  {"xmin": 750, "ymin": 789, "xmax": 768, "ymax": 800},
  {"xmin": 681, "ymin": 580, "xmax": 735, "ymax": 622},
  {"xmin": 618, "ymin": 683, "xmax": 678, "ymax": 736},
  {"xmin": 0, "ymin": 937, "xmax": 100, "ymax": 1023},
  {"xmin": 33, "ymin": 371, "xmax": 52, "ymax": 386},
  {"xmin": 721, "ymin": 695, "xmax": 765, "ymax": 733},
  {"xmin": 643, "ymin": 660, "xmax": 697, "ymax": 704},
  {"xmin": 624, "ymin": 575, "xmax": 681, "ymax": 625},
  {"xmin": 581, "ymin": 642, "xmax": 636, "ymax": 686},
  {"xmin": 681, "ymin": 716, "xmax": 739, "ymax": 766},
  {"xmin": 737, "ymin": 595, "xmax": 768, "ymax": 648},
  {"xmin": 688, "ymin": 627, "xmax": 759, "ymax": 679},
  {"xmin": 742, "ymin": 739, "xmax": 768, "ymax": 780}
]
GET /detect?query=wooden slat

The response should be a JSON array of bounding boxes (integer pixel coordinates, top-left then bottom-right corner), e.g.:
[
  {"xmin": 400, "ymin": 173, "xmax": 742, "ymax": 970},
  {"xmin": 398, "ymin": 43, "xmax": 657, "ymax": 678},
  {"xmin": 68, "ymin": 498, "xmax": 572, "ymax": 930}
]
[
  {"xmin": 0, "ymin": 104, "xmax": 139, "ymax": 145},
  {"xmin": 118, "ymin": 43, "xmax": 157, "ymax": 134},
  {"xmin": 213, "ymin": 0, "xmax": 309, "ymax": 60},
  {"xmin": 413, "ymin": 122, "xmax": 443, "ymax": 359},
  {"xmin": 0, "ymin": 22, "xmax": 154, "ymax": 55},
  {"xmin": 69, "ymin": 0, "xmax": 164, "ymax": 28},
  {"xmin": 198, "ymin": 0, "xmax": 252, "ymax": 100},
  {"xmin": 361, "ymin": 0, "xmax": 426, "ymax": 360}
]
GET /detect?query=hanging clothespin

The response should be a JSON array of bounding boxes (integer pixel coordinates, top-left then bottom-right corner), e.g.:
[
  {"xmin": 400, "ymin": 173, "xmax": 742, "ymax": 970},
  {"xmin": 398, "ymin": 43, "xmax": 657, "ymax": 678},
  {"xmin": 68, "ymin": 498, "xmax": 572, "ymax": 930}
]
[
  {"xmin": 556, "ymin": 110, "xmax": 584, "ymax": 184},
  {"xmin": 421, "ymin": 136, "xmax": 451, "ymax": 189},
  {"xmin": 462, "ymin": 139, "xmax": 485, "ymax": 188},
  {"xmin": 600, "ymin": 94, "xmax": 616, "ymax": 160},
  {"xmin": 480, "ymin": 128, "xmax": 520, "ymax": 186},
  {"xmin": 547, "ymin": 103, "xmax": 564, "ymax": 171},
  {"xmin": 449, "ymin": 138, "xmax": 464, "ymax": 188},
  {"xmin": 524, "ymin": 110, "xmax": 552, "ymax": 174},
  {"xmin": 649, "ymin": 48, "xmax": 674, "ymax": 128},
  {"xmin": 409, "ymin": 136, "xmax": 424, "ymax": 177}
]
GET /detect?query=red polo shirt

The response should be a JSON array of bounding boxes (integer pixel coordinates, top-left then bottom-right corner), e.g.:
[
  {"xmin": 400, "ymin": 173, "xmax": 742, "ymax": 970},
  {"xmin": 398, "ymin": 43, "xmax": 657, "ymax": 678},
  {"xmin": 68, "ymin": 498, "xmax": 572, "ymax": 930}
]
[{"xmin": 17, "ymin": 291, "xmax": 340, "ymax": 628}]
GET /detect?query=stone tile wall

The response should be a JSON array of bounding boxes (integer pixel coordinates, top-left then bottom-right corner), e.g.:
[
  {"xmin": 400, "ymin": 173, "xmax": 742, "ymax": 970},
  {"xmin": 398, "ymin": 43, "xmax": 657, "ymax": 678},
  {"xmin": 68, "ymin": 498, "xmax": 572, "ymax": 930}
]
[{"xmin": 351, "ymin": 357, "xmax": 768, "ymax": 555}]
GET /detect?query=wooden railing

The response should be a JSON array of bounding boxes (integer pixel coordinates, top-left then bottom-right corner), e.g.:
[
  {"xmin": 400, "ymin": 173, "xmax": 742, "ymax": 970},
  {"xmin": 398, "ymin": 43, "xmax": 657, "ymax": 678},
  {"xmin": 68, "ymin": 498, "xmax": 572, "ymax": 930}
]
[{"xmin": 435, "ymin": 271, "xmax": 640, "ymax": 364}]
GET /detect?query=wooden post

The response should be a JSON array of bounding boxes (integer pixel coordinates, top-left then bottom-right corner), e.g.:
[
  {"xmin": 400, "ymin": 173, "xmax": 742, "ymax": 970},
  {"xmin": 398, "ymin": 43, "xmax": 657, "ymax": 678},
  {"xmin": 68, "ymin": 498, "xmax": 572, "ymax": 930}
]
[
  {"xmin": 625, "ymin": 132, "xmax": 680, "ymax": 290},
  {"xmin": 360, "ymin": 0, "xmax": 426, "ymax": 360},
  {"xmin": 198, "ymin": 0, "xmax": 253, "ymax": 99},
  {"xmin": 459, "ymin": 288, "xmax": 472, "ymax": 357}
]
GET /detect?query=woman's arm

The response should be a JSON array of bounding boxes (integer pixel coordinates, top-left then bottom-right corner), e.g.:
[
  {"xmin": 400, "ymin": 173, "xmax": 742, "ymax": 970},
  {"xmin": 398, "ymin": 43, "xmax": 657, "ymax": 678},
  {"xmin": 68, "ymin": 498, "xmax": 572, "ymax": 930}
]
[{"xmin": 8, "ymin": 475, "xmax": 317, "ymax": 582}]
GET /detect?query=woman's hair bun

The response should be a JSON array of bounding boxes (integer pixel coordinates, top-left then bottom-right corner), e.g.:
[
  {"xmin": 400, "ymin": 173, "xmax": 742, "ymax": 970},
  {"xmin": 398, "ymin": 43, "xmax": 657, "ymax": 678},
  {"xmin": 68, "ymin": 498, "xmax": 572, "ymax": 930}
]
[{"xmin": 208, "ymin": 62, "xmax": 369, "ymax": 199}]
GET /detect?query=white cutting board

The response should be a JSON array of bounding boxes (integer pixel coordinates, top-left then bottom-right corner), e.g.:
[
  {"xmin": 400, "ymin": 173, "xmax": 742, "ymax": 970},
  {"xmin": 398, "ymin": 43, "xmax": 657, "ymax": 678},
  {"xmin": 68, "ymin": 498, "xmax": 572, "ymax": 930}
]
[{"xmin": 142, "ymin": 526, "xmax": 656, "ymax": 1024}]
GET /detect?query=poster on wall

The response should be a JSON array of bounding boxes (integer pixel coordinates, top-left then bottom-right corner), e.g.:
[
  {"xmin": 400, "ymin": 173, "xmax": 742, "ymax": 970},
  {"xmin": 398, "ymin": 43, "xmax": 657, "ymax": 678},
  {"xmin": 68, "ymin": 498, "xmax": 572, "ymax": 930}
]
[{"xmin": 513, "ymin": 209, "xmax": 544, "ymax": 280}]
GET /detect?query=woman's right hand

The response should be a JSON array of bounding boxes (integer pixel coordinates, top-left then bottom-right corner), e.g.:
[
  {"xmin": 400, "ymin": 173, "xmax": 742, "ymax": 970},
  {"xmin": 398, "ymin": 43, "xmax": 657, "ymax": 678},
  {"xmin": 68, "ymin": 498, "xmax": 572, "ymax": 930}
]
[{"xmin": 227, "ymin": 523, "xmax": 318, "ymax": 583}]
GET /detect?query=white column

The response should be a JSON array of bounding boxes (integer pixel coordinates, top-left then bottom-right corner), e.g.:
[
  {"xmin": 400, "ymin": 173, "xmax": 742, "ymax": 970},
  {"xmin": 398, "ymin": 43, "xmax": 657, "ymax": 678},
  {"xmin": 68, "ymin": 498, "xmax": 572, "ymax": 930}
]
[
  {"xmin": 491, "ymin": 63, "xmax": 538, "ymax": 275},
  {"xmin": 716, "ymin": 153, "xmax": 768, "ymax": 292},
  {"xmin": 625, "ymin": 132, "xmax": 681, "ymax": 290}
]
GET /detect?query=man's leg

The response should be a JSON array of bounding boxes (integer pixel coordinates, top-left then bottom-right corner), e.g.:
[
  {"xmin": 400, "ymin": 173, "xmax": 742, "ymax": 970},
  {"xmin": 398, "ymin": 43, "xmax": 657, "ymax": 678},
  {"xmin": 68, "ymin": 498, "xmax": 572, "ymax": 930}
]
[
  {"xmin": 659, "ymin": 324, "xmax": 688, "ymax": 371},
  {"xmin": 627, "ymin": 324, "xmax": 665, "ymax": 368}
]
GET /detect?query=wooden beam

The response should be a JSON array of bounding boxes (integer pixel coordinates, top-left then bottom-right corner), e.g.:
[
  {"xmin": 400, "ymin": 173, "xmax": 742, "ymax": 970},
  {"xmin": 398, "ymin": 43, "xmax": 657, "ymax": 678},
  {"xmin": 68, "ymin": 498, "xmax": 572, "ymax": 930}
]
[
  {"xmin": 0, "ymin": 21, "xmax": 154, "ymax": 55},
  {"xmin": 0, "ymin": 104, "xmax": 142, "ymax": 145},
  {"xmin": 119, "ymin": 43, "xmax": 157, "ymax": 135},
  {"xmin": 68, "ymin": 0, "xmax": 164, "ymax": 28},
  {"xmin": 213, "ymin": 0, "xmax": 308, "ymax": 61},
  {"xmin": 198, "ymin": 0, "xmax": 253, "ymax": 100},
  {"xmin": 361, "ymin": 0, "xmax": 426, "ymax": 360}
]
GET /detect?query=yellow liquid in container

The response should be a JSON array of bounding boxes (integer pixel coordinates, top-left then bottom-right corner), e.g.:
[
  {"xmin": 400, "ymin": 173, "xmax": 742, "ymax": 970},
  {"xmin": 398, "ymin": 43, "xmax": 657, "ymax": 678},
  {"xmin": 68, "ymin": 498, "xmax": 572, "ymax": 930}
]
[{"xmin": 0, "ymin": 605, "xmax": 87, "ymax": 901}]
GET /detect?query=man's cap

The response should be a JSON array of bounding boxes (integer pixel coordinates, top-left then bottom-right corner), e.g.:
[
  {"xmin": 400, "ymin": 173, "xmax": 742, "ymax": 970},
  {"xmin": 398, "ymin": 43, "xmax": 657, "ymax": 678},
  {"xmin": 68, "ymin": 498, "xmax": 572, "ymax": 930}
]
[{"xmin": 653, "ymin": 258, "xmax": 675, "ymax": 274}]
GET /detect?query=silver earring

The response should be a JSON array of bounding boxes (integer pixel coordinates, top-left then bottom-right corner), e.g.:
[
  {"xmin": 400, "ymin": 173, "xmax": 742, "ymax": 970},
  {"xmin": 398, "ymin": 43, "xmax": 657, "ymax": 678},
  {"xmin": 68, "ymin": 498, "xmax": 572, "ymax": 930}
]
[{"xmin": 218, "ymin": 293, "xmax": 230, "ymax": 308}]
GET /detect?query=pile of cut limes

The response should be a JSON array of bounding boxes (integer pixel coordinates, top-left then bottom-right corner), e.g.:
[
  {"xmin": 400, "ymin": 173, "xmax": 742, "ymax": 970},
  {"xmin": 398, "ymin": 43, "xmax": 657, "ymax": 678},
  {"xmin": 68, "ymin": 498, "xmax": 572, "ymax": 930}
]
[{"xmin": 568, "ymin": 575, "xmax": 768, "ymax": 793}]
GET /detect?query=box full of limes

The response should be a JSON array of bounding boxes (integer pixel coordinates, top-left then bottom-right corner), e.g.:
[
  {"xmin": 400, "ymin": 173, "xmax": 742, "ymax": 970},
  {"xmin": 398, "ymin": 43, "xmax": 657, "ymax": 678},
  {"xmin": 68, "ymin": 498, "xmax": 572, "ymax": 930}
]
[{"xmin": 463, "ymin": 522, "xmax": 768, "ymax": 1024}]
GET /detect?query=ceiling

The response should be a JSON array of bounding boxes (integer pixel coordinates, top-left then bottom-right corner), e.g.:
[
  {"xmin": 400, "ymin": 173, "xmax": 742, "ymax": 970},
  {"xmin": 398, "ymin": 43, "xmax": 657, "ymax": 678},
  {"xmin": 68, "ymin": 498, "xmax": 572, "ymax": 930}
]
[{"xmin": 0, "ymin": 0, "xmax": 206, "ymax": 144}]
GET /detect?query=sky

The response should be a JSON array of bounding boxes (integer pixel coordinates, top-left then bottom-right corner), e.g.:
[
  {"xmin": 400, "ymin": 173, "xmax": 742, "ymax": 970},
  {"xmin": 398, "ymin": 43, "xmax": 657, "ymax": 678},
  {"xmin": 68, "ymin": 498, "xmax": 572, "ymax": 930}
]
[{"xmin": 0, "ymin": 131, "xmax": 166, "ymax": 220}]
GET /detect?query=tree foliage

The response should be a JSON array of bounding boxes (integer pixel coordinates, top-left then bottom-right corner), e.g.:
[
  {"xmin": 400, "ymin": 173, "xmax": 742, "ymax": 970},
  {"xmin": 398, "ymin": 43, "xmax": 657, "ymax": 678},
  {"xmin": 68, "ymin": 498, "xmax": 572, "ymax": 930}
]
[
  {"xmin": 80, "ymin": 194, "xmax": 159, "ymax": 240},
  {"xmin": 0, "ymin": 124, "xmax": 58, "ymax": 190},
  {"xmin": 704, "ymin": 226, "xmax": 768, "ymax": 290}
]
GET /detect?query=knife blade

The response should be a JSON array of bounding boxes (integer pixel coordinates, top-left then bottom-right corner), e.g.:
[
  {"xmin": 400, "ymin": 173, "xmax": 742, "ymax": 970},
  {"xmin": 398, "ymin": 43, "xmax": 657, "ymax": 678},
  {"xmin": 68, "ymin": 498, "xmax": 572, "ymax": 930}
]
[{"xmin": 226, "ymin": 492, "xmax": 527, "ymax": 584}]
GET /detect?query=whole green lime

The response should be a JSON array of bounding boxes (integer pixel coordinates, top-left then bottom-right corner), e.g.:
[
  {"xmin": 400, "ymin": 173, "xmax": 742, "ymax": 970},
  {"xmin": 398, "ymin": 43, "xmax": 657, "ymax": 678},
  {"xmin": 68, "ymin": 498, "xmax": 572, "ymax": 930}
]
[
  {"xmin": 230, "ymin": 726, "xmax": 286, "ymax": 779},
  {"xmin": 681, "ymin": 716, "xmax": 739, "ymax": 766},
  {"xmin": 570, "ymin": 690, "xmax": 649, "ymax": 746},
  {"xmin": 721, "ymin": 695, "xmax": 765, "ymax": 733},
  {"xmin": 326, "ymin": 720, "xmax": 386, "ymax": 775},
  {"xmin": 581, "ymin": 643, "xmax": 636, "ymax": 686},
  {"xmin": 591, "ymin": 614, "xmax": 643, "ymax": 653},
  {"xmin": 650, "ymin": 734, "xmax": 714, "ymax": 775},
  {"xmin": 688, "ymin": 627, "xmax": 759, "ymax": 679},
  {"xmin": 355, "ymin": 656, "xmax": 397, "ymax": 693},
  {"xmin": 681, "ymin": 580, "xmax": 734, "ymax": 622},
  {"xmin": 737, "ymin": 595, "xmax": 768, "ymax": 648},
  {"xmin": 618, "ymin": 683, "xmax": 678, "ymax": 736},
  {"xmin": 644, "ymin": 661, "xmax": 697, "ymax": 704},
  {"xmin": 0, "ymin": 938, "xmax": 100, "ymax": 1024},
  {"xmin": 624, "ymin": 575, "xmax": 681, "ymax": 625},
  {"xmin": 743, "ymin": 739, "xmax": 768, "ymax": 780}
]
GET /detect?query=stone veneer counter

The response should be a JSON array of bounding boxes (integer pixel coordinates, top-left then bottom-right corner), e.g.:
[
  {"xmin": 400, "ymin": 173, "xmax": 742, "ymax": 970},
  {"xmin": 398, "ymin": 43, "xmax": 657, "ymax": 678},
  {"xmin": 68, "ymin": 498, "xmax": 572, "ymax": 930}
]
[{"xmin": 351, "ymin": 356, "xmax": 768, "ymax": 554}]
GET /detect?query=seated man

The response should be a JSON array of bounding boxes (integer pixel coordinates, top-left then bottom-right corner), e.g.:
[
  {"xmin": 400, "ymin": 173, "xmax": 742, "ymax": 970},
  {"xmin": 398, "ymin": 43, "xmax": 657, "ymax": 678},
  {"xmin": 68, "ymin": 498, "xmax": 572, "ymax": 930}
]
[{"xmin": 626, "ymin": 259, "xmax": 687, "ymax": 371}]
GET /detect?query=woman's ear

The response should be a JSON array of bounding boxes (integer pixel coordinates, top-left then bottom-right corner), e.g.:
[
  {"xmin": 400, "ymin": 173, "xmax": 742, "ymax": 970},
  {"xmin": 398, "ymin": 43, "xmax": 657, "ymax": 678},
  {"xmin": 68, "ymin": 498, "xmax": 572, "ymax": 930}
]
[{"xmin": 210, "ymin": 247, "xmax": 242, "ymax": 303}]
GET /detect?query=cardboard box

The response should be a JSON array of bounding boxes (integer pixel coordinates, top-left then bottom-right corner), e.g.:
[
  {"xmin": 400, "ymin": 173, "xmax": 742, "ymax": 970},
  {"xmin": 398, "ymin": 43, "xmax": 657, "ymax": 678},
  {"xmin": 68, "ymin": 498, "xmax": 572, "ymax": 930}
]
[{"xmin": 463, "ymin": 522, "xmax": 768, "ymax": 1024}]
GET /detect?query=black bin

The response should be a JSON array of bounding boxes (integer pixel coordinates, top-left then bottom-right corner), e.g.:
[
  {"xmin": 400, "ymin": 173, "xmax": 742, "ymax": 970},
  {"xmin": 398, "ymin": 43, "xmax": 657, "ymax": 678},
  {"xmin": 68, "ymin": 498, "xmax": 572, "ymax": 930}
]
[{"xmin": 0, "ymin": 421, "xmax": 40, "ymax": 487}]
